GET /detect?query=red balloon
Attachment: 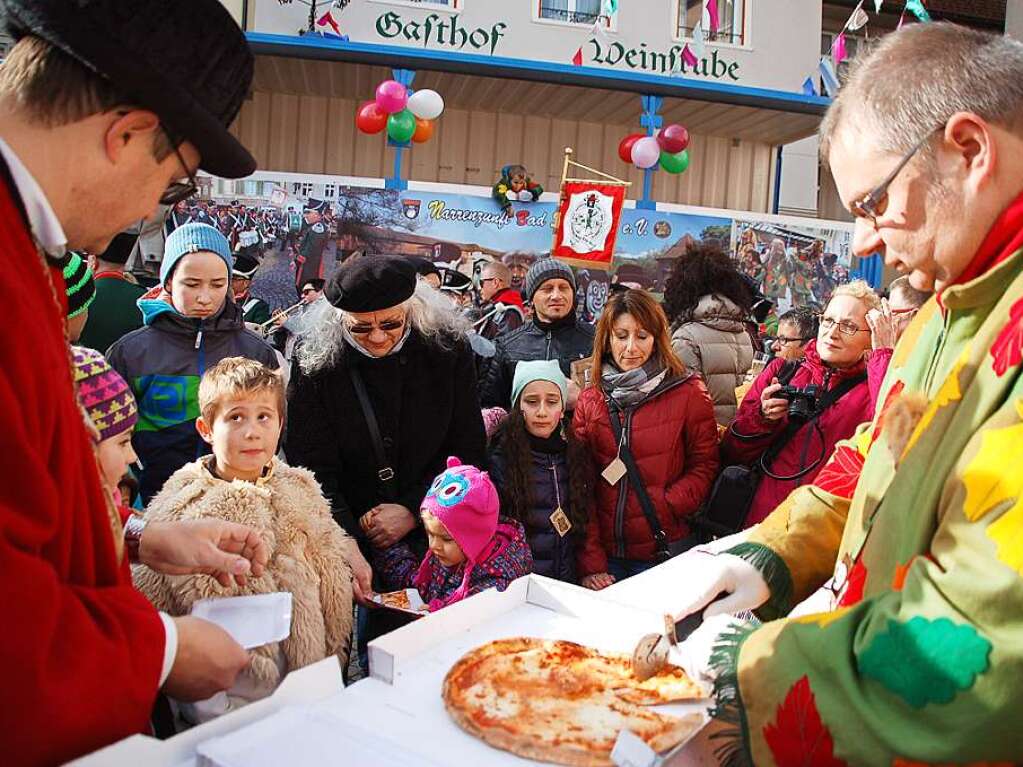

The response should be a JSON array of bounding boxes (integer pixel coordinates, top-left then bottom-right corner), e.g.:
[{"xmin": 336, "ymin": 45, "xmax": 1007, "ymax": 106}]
[
  {"xmin": 618, "ymin": 133, "xmax": 645, "ymax": 164},
  {"xmin": 356, "ymin": 101, "xmax": 387, "ymax": 135},
  {"xmin": 657, "ymin": 124, "xmax": 690, "ymax": 154},
  {"xmin": 412, "ymin": 117, "xmax": 434, "ymax": 144}
]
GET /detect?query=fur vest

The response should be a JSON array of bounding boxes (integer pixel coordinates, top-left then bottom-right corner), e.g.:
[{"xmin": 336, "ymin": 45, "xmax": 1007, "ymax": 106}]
[{"xmin": 133, "ymin": 457, "xmax": 354, "ymax": 701}]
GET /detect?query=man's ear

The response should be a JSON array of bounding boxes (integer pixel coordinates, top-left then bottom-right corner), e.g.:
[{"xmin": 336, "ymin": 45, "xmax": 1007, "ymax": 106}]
[
  {"xmin": 103, "ymin": 109, "xmax": 162, "ymax": 164},
  {"xmin": 196, "ymin": 415, "xmax": 214, "ymax": 445}
]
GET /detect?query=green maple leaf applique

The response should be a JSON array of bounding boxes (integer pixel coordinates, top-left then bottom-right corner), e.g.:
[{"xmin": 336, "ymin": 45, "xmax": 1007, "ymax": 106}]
[{"xmin": 857, "ymin": 617, "xmax": 992, "ymax": 708}]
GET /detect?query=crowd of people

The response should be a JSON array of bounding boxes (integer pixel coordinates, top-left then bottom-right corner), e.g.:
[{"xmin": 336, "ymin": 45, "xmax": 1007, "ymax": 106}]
[{"xmin": 3, "ymin": 2, "xmax": 1022, "ymax": 765}]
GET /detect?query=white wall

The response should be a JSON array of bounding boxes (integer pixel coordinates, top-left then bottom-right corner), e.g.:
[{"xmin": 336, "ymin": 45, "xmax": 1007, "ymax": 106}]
[{"xmin": 778, "ymin": 135, "xmax": 820, "ymax": 216}]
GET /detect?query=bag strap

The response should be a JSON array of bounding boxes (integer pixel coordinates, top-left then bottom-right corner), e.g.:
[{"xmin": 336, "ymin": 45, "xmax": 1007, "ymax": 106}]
[
  {"xmin": 348, "ymin": 365, "xmax": 399, "ymax": 502},
  {"xmin": 606, "ymin": 400, "xmax": 670, "ymax": 558}
]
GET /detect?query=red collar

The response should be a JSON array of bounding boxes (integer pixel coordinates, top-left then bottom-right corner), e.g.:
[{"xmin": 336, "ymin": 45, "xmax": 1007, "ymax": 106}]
[
  {"xmin": 92, "ymin": 270, "xmax": 127, "ymax": 281},
  {"xmin": 944, "ymin": 189, "xmax": 1023, "ymax": 292}
]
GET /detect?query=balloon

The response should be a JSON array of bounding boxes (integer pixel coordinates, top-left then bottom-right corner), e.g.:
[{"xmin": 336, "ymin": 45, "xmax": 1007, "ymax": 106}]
[
  {"xmin": 356, "ymin": 101, "xmax": 387, "ymax": 135},
  {"xmin": 412, "ymin": 117, "xmax": 434, "ymax": 143},
  {"xmin": 617, "ymin": 133, "xmax": 644, "ymax": 164},
  {"xmin": 386, "ymin": 109, "xmax": 417, "ymax": 143},
  {"xmin": 631, "ymin": 136, "xmax": 661, "ymax": 169},
  {"xmin": 657, "ymin": 124, "xmax": 690, "ymax": 154},
  {"xmin": 659, "ymin": 149, "xmax": 690, "ymax": 174},
  {"xmin": 408, "ymin": 89, "xmax": 445, "ymax": 120},
  {"xmin": 375, "ymin": 80, "xmax": 408, "ymax": 115}
]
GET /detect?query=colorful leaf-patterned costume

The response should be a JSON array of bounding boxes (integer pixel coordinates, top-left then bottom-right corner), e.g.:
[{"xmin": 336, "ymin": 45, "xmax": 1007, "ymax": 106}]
[{"xmin": 710, "ymin": 212, "xmax": 1023, "ymax": 765}]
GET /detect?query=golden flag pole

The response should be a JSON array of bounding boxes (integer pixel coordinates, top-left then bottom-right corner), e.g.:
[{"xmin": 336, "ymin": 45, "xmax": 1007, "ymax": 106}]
[{"xmin": 551, "ymin": 147, "xmax": 574, "ymax": 252}]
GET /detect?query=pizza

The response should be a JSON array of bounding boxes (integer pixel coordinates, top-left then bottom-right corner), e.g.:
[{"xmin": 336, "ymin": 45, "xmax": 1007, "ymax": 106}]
[
  {"xmin": 378, "ymin": 590, "xmax": 412, "ymax": 611},
  {"xmin": 442, "ymin": 637, "xmax": 705, "ymax": 767}
]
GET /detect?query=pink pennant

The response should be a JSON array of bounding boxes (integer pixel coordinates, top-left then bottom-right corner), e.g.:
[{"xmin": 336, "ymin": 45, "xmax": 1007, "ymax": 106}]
[
  {"xmin": 706, "ymin": 0, "xmax": 720, "ymax": 34},
  {"xmin": 833, "ymin": 32, "xmax": 847, "ymax": 65},
  {"xmin": 682, "ymin": 44, "xmax": 698, "ymax": 68},
  {"xmin": 316, "ymin": 10, "xmax": 341, "ymax": 37},
  {"xmin": 897, "ymin": 9, "xmax": 906, "ymax": 29},
  {"xmin": 572, "ymin": 46, "xmax": 583, "ymax": 66}
]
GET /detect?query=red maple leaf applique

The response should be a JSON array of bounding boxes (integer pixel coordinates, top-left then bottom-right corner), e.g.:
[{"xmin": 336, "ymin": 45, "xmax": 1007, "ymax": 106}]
[
  {"xmin": 763, "ymin": 675, "xmax": 848, "ymax": 767},
  {"xmin": 814, "ymin": 445, "xmax": 866, "ymax": 500},
  {"xmin": 990, "ymin": 297, "xmax": 1023, "ymax": 377},
  {"xmin": 837, "ymin": 558, "xmax": 868, "ymax": 608},
  {"xmin": 872, "ymin": 380, "xmax": 906, "ymax": 444}
]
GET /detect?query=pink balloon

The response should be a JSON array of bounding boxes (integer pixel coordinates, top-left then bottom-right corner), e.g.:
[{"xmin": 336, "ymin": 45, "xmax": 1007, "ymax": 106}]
[
  {"xmin": 375, "ymin": 80, "xmax": 408, "ymax": 115},
  {"xmin": 657, "ymin": 124, "xmax": 690, "ymax": 154},
  {"xmin": 631, "ymin": 136, "xmax": 661, "ymax": 169}
]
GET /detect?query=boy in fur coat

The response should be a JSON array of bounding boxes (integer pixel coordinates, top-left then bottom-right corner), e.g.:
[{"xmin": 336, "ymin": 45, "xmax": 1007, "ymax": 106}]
[{"xmin": 134, "ymin": 357, "xmax": 361, "ymax": 723}]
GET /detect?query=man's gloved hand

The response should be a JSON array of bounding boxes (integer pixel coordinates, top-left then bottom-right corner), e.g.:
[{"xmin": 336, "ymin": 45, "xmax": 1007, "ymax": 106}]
[{"xmin": 672, "ymin": 552, "xmax": 770, "ymax": 621}]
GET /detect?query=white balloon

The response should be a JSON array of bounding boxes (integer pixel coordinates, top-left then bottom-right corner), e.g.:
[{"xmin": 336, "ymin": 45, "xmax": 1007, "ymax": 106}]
[
  {"xmin": 631, "ymin": 136, "xmax": 660, "ymax": 169},
  {"xmin": 408, "ymin": 89, "xmax": 445, "ymax": 120}
]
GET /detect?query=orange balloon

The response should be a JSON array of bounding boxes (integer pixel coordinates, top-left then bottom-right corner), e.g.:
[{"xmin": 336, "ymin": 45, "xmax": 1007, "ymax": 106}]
[{"xmin": 412, "ymin": 117, "xmax": 434, "ymax": 143}]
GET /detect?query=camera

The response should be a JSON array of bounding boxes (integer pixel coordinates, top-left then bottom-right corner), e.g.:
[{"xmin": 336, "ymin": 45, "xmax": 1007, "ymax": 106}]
[{"xmin": 777, "ymin": 384, "xmax": 819, "ymax": 422}]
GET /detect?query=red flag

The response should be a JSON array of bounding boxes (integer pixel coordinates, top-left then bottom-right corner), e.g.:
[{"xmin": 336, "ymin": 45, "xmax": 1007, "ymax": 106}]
[
  {"xmin": 553, "ymin": 182, "xmax": 627, "ymax": 270},
  {"xmin": 571, "ymin": 46, "xmax": 583, "ymax": 66},
  {"xmin": 706, "ymin": 0, "xmax": 720, "ymax": 34},
  {"xmin": 681, "ymin": 44, "xmax": 698, "ymax": 68},
  {"xmin": 317, "ymin": 10, "xmax": 342, "ymax": 37}
]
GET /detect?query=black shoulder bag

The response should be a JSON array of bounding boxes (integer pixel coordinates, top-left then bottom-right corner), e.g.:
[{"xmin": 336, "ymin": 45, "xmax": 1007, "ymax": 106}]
[
  {"xmin": 691, "ymin": 363, "xmax": 866, "ymax": 540},
  {"xmin": 606, "ymin": 400, "xmax": 690, "ymax": 564},
  {"xmin": 348, "ymin": 365, "xmax": 399, "ymax": 503}
]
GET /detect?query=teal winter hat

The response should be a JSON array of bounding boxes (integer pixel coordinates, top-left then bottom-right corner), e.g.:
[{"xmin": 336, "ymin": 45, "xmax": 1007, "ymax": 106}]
[
  {"xmin": 160, "ymin": 223, "xmax": 232, "ymax": 285},
  {"xmin": 511, "ymin": 359, "xmax": 568, "ymax": 409}
]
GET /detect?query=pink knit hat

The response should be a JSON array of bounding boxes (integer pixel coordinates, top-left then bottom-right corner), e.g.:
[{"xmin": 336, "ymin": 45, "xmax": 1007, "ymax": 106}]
[
  {"xmin": 420, "ymin": 456, "xmax": 499, "ymax": 563},
  {"xmin": 72, "ymin": 346, "xmax": 138, "ymax": 443}
]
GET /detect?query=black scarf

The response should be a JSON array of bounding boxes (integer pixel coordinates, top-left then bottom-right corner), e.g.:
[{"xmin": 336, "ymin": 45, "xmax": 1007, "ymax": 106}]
[{"xmin": 527, "ymin": 429, "xmax": 566, "ymax": 455}]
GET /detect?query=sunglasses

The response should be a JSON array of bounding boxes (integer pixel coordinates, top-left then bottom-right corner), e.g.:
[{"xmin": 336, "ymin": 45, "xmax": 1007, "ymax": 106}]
[
  {"xmin": 347, "ymin": 318, "xmax": 405, "ymax": 335},
  {"xmin": 301, "ymin": 288, "xmax": 317, "ymax": 295},
  {"xmin": 159, "ymin": 126, "xmax": 199, "ymax": 206},
  {"xmin": 849, "ymin": 130, "xmax": 938, "ymax": 225}
]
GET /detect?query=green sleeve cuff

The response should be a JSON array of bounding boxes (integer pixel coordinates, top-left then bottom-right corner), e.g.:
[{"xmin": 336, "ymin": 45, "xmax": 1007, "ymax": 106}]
[{"xmin": 725, "ymin": 542, "xmax": 794, "ymax": 622}]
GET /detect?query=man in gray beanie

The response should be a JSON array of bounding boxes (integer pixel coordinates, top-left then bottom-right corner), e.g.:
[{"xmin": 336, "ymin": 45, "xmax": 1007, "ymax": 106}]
[{"xmin": 481, "ymin": 257, "xmax": 595, "ymax": 409}]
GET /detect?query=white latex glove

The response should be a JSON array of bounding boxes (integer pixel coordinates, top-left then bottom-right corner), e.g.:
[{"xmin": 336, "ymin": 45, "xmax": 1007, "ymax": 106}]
[
  {"xmin": 670, "ymin": 613, "xmax": 748, "ymax": 683},
  {"xmin": 672, "ymin": 552, "xmax": 770, "ymax": 622}
]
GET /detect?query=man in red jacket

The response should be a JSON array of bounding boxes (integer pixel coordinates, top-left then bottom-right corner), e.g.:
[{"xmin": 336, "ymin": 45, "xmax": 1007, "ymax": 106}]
[{"xmin": 0, "ymin": 2, "xmax": 271, "ymax": 764}]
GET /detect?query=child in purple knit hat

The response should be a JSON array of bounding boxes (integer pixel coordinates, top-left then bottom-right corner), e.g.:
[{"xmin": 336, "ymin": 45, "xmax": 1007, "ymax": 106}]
[
  {"xmin": 71, "ymin": 346, "xmax": 139, "ymax": 518},
  {"xmin": 372, "ymin": 456, "xmax": 533, "ymax": 611}
]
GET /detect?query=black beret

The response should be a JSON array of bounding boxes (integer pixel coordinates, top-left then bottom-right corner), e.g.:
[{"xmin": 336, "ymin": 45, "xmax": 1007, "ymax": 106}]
[
  {"xmin": 2, "ymin": 0, "xmax": 256, "ymax": 179},
  {"xmin": 326, "ymin": 255, "xmax": 417, "ymax": 312},
  {"xmin": 99, "ymin": 231, "xmax": 139, "ymax": 265},
  {"xmin": 408, "ymin": 256, "xmax": 441, "ymax": 280},
  {"xmin": 439, "ymin": 266, "xmax": 472, "ymax": 292}
]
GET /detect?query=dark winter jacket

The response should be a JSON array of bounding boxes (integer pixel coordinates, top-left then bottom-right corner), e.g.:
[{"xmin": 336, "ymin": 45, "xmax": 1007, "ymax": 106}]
[
  {"xmin": 489, "ymin": 437, "xmax": 578, "ymax": 584},
  {"xmin": 573, "ymin": 374, "xmax": 720, "ymax": 575},
  {"xmin": 721, "ymin": 340, "xmax": 884, "ymax": 526},
  {"xmin": 78, "ymin": 272, "xmax": 146, "ymax": 354},
  {"xmin": 106, "ymin": 292, "xmax": 279, "ymax": 503},
  {"xmin": 481, "ymin": 315, "xmax": 595, "ymax": 408},
  {"xmin": 284, "ymin": 330, "xmax": 487, "ymax": 537}
]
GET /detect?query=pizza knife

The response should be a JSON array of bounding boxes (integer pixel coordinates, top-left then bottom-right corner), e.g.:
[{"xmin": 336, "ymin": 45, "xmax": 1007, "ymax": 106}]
[{"xmin": 631, "ymin": 591, "xmax": 728, "ymax": 681}]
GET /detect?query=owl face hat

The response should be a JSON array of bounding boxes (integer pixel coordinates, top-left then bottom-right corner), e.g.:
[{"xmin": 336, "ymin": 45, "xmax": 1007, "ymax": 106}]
[{"xmin": 420, "ymin": 456, "xmax": 499, "ymax": 564}]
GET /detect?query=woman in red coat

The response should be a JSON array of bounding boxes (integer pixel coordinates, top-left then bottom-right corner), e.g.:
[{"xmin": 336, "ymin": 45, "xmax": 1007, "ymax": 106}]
[{"xmin": 574, "ymin": 289, "xmax": 720, "ymax": 589}]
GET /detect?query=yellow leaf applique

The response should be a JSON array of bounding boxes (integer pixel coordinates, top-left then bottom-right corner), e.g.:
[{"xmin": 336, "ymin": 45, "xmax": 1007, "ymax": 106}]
[
  {"xmin": 892, "ymin": 299, "xmax": 938, "ymax": 369},
  {"xmin": 902, "ymin": 351, "xmax": 968, "ymax": 459},
  {"xmin": 961, "ymin": 400, "xmax": 1023, "ymax": 522},
  {"xmin": 986, "ymin": 497, "xmax": 1023, "ymax": 576},
  {"xmin": 795, "ymin": 606, "xmax": 853, "ymax": 629}
]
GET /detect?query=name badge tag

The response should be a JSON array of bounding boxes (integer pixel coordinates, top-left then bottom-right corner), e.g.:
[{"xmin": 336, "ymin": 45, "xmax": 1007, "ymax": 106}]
[
  {"xmin": 602, "ymin": 457, "xmax": 627, "ymax": 486},
  {"xmin": 549, "ymin": 507, "xmax": 572, "ymax": 537}
]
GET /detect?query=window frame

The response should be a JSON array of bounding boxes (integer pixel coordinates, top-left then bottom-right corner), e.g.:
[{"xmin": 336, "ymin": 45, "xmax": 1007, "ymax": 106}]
[
  {"xmin": 367, "ymin": 0, "xmax": 463, "ymax": 14},
  {"xmin": 533, "ymin": 0, "xmax": 616, "ymax": 31},
  {"xmin": 672, "ymin": 0, "xmax": 750, "ymax": 50}
]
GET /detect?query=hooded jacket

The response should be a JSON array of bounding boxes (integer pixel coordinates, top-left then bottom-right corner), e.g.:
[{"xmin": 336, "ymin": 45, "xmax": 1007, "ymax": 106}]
[
  {"xmin": 133, "ymin": 457, "xmax": 353, "ymax": 720},
  {"xmin": 106, "ymin": 290, "xmax": 278, "ymax": 503},
  {"xmin": 670, "ymin": 293, "xmax": 755, "ymax": 425},
  {"xmin": 721, "ymin": 340, "xmax": 884, "ymax": 526}
]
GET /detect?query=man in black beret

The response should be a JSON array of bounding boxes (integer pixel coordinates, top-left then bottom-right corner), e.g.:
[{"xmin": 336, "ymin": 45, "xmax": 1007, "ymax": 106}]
[
  {"xmin": 79, "ymin": 229, "xmax": 147, "ymax": 353},
  {"xmin": 294, "ymin": 197, "xmax": 331, "ymax": 290},
  {"xmin": 0, "ymin": 2, "xmax": 274, "ymax": 762}
]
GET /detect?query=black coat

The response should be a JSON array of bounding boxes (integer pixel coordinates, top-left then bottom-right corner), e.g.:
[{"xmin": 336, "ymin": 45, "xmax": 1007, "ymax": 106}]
[
  {"xmin": 480, "ymin": 316, "xmax": 595, "ymax": 408},
  {"xmin": 284, "ymin": 330, "xmax": 487, "ymax": 536},
  {"xmin": 489, "ymin": 440, "xmax": 577, "ymax": 584}
]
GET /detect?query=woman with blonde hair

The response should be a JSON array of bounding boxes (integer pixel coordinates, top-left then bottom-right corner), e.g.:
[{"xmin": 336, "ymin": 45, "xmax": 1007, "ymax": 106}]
[{"xmin": 573, "ymin": 289, "xmax": 719, "ymax": 588}]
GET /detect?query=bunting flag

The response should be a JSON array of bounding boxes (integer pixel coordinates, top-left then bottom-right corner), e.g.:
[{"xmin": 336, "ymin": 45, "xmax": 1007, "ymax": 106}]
[
  {"xmin": 874, "ymin": 0, "xmax": 883, "ymax": 11},
  {"xmin": 601, "ymin": 0, "xmax": 619, "ymax": 19},
  {"xmin": 553, "ymin": 182, "xmax": 628, "ymax": 270},
  {"xmin": 691, "ymin": 21, "xmax": 707, "ymax": 60},
  {"xmin": 705, "ymin": 0, "xmax": 720, "ymax": 34},
  {"xmin": 897, "ymin": 9, "xmax": 907, "ymax": 28},
  {"xmin": 682, "ymin": 44, "xmax": 699, "ymax": 68},
  {"xmin": 848, "ymin": 6, "xmax": 870, "ymax": 30},
  {"xmin": 906, "ymin": 0, "xmax": 932, "ymax": 22},
  {"xmin": 833, "ymin": 32, "xmax": 848, "ymax": 66},
  {"xmin": 572, "ymin": 46, "xmax": 584, "ymax": 66},
  {"xmin": 819, "ymin": 57, "xmax": 841, "ymax": 96},
  {"xmin": 802, "ymin": 77, "xmax": 818, "ymax": 97},
  {"xmin": 316, "ymin": 10, "xmax": 342, "ymax": 38}
]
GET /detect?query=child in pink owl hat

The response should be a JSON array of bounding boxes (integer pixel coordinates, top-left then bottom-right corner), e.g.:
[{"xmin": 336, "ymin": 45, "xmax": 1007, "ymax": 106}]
[{"xmin": 374, "ymin": 456, "xmax": 533, "ymax": 611}]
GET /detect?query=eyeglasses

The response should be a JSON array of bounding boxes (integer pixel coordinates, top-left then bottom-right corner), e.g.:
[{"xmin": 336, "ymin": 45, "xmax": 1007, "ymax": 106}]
[
  {"xmin": 301, "ymin": 288, "xmax": 317, "ymax": 296},
  {"xmin": 159, "ymin": 126, "xmax": 199, "ymax": 206},
  {"xmin": 850, "ymin": 131, "xmax": 937, "ymax": 225},
  {"xmin": 772, "ymin": 336, "xmax": 810, "ymax": 345},
  {"xmin": 480, "ymin": 277, "xmax": 499, "ymax": 285},
  {"xmin": 819, "ymin": 316, "xmax": 869, "ymax": 337},
  {"xmin": 347, "ymin": 317, "xmax": 406, "ymax": 335},
  {"xmin": 889, "ymin": 306, "xmax": 919, "ymax": 316}
]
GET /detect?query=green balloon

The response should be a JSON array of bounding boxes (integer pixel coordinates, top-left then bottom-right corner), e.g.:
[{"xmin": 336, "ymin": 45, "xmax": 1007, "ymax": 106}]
[
  {"xmin": 387, "ymin": 109, "xmax": 416, "ymax": 143},
  {"xmin": 659, "ymin": 149, "xmax": 690, "ymax": 174}
]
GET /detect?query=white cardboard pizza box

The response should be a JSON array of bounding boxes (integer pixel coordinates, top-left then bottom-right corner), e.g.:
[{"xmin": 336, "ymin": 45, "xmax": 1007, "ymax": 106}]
[{"xmin": 65, "ymin": 657, "xmax": 344, "ymax": 767}]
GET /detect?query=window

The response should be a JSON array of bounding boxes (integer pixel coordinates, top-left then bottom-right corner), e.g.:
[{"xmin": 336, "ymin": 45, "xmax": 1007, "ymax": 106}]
[
  {"xmin": 676, "ymin": 0, "xmax": 747, "ymax": 47},
  {"xmin": 820, "ymin": 31, "xmax": 869, "ymax": 78},
  {"xmin": 291, "ymin": 182, "xmax": 302, "ymax": 194},
  {"xmin": 372, "ymin": 0, "xmax": 460, "ymax": 9},
  {"xmin": 537, "ymin": 0, "xmax": 607, "ymax": 27},
  {"xmin": 300, "ymin": 182, "xmax": 314, "ymax": 197},
  {"xmin": 323, "ymin": 184, "xmax": 337, "ymax": 199},
  {"xmin": 244, "ymin": 180, "xmax": 258, "ymax": 197}
]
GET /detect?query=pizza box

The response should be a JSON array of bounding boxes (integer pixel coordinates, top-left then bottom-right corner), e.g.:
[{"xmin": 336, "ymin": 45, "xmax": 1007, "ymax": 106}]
[{"xmin": 66, "ymin": 657, "xmax": 344, "ymax": 767}]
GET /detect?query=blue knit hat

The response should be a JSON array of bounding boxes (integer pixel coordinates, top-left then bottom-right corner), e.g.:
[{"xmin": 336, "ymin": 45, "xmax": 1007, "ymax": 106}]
[
  {"xmin": 511, "ymin": 359, "xmax": 568, "ymax": 409},
  {"xmin": 160, "ymin": 223, "xmax": 232, "ymax": 285}
]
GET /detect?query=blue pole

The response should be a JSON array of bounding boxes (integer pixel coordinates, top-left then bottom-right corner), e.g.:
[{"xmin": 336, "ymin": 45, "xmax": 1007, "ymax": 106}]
[
  {"xmin": 637, "ymin": 94, "xmax": 663, "ymax": 211},
  {"xmin": 385, "ymin": 68, "xmax": 416, "ymax": 191}
]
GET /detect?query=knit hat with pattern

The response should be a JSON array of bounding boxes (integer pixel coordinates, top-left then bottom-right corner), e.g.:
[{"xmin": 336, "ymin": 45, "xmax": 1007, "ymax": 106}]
[
  {"xmin": 72, "ymin": 346, "xmax": 138, "ymax": 443},
  {"xmin": 60, "ymin": 252, "xmax": 96, "ymax": 318}
]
